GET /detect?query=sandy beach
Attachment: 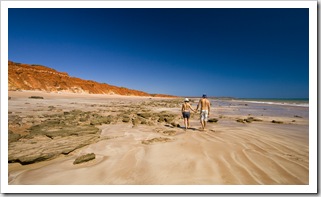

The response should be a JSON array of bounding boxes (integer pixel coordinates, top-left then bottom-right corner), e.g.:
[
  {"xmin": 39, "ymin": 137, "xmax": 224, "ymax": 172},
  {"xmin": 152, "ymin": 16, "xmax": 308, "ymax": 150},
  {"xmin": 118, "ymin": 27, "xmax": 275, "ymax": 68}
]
[{"xmin": 7, "ymin": 91, "xmax": 309, "ymax": 185}]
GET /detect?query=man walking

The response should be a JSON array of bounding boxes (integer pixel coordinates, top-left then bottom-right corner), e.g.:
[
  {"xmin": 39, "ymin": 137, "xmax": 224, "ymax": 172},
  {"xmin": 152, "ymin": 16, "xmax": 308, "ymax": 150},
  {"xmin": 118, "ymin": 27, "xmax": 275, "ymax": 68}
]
[{"xmin": 196, "ymin": 94, "xmax": 211, "ymax": 131}]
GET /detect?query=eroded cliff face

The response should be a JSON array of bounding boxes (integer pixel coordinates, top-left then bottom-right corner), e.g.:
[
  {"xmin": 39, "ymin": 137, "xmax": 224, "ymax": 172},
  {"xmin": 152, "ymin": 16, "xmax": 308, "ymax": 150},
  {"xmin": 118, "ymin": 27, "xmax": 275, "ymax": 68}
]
[{"xmin": 8, "ymin": 61, "xmax": 174, "ymax": 97}]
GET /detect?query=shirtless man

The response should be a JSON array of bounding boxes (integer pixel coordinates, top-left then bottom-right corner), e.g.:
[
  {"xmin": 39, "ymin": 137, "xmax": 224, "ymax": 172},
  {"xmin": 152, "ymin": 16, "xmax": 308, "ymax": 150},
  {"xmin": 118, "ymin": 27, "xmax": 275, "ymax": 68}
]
[
  {"xmin": 181, "ymin": 98, "xmax": 196, "ymax": 131},
  {"xmin": 196, "ymin": 94, "xmax": 211, "ymax": 131}
]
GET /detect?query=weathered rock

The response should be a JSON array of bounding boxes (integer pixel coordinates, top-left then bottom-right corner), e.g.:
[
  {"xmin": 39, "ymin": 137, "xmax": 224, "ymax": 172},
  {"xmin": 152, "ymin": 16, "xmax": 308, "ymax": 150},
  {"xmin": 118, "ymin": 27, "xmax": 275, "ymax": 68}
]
[
  {"xmin": 8, "ymin": 135, "xmax": 100, "ymax": 165},
  {"xmin": 8, "ymin": 110, "xmax": 103, "ymax": 165},
  {"xmin": 8, "ymin": 130, "xmax": 21, "ymax": 143},
  {"xmin": 137, "ymin": 112, "xmax": 152, "ymax": 119},
  {"xmin": 162, "ymin": 130, "xmax": 176, "ymax": 136},
  {"xmin": 8, "ymin": 114, "xmax": 23, "ymax": 126},
  {"xmin": 122, "ymin": 116, "xmax": 131, "ymax": 123},
  {"xmin": 29, "ymin": 96, "xmax": 44, "ymax": 99},
  {"xmin": 236, "ymin": 117, "xmax": 262, "ymax": 123},
  {"xmin": 141, "ymin": 137, "xmax": 172, "ymax": 145},
  {"xmin": 208, "ymin": 118, "xmax": 218, "ymax": 123},
  {"xmin": 244, "ymin": 117, "xmax": 262, "ymax": 123},
  {"xmin": 236, "ymin": 118, "xmax": 245, "ymax": 123},
  {"xmin": 90, "ymin": 115, "xmax": 113, "ymax": 125},
  {"xmin": 157, "ymin": 112, "xmax": 176, "ymax": 123},
  {"xmin": 73, "ymin": 153, "xmax": 95, "ymax": 165},
  {"xmin": 170, "ymin": 122, "xmax": 180, "ymax": 127},
  {"xmin": 272, "ymin": 120, "xmax": 283, "ymax": 124}
]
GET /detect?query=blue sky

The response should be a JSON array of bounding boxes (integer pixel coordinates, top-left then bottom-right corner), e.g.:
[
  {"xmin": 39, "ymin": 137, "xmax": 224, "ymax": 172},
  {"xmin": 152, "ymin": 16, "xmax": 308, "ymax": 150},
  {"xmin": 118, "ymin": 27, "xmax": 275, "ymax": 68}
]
[{"xmin": 8, "ymin": 8, "xmax": 309, "ymax": 98}]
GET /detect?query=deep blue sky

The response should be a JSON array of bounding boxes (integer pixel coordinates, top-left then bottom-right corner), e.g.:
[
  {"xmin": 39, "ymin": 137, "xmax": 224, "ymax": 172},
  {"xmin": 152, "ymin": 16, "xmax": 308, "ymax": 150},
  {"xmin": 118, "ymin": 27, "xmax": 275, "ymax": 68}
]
[{"xmin": 8, "ymin": 8, "xmax": 309, "ymax": 98}]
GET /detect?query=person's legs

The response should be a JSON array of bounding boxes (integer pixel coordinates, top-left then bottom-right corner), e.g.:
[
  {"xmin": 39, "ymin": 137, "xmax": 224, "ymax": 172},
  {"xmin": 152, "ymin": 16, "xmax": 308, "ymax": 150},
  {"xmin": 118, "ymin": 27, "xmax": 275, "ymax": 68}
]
[
  {"xmin": 200, "ymin": 113, "xmax": 203, "ymax": 130},
  {"xmin": 187, "ymin": 118, "xmax": 190, "ymax": 129},
  {"xmin": 204, "ymin": 111, "xmax": 209, "ymax": 130},
  {"xmin": 184, "ymin": 118, "xmax": 188, "ymax": 130},
  {"xmin": 200, "ymin": 110, "xmax": 206, "ymax": 130},
  {"xmin": 184, "ymin": 112, "xmax": 191, "ymax": 130},
  {"xmin": 203, "ymin": 120, "xmax": 207, "ymax": 130},
  {"xmin": 200, "ymin": 120, "xmax": 205, "ymax": 130}
]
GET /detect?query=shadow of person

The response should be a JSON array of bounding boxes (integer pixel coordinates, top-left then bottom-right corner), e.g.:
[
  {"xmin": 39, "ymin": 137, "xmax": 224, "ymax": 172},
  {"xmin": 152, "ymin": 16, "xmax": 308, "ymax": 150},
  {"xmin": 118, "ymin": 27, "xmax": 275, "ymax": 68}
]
[{"xmin": 164, "ymin": 124, "xmax": 198, "ymax": 131}]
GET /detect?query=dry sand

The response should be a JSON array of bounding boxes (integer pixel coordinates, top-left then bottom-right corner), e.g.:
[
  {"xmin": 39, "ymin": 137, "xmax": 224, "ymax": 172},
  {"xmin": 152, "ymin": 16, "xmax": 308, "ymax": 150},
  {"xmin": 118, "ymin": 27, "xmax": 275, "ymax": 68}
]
[{"xmin": 7, "ymin": 91, "xmax": 309, "ymax": 185}]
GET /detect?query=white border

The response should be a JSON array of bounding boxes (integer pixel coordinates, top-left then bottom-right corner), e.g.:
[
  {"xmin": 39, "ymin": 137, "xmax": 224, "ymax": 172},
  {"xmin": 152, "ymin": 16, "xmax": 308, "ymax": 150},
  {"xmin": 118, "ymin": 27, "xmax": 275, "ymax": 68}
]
[
  {"xmin": 1, "ymin": 0, "xmax": 317, "ymax": 194},
  {"xmin": 0, "ymin": 0, "xmax": 317, "ymax": 8}
]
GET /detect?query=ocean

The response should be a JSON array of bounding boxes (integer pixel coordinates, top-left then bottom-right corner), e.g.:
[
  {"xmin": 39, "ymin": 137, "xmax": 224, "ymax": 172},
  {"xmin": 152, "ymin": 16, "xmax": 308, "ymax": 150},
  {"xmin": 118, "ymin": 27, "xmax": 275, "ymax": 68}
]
[
  {"xmin": 206, "ymin": 97, "xmax": 309, "ymax": 119},
  {"xmin": 235, "ymin": 98, "xmax": 309, "ymax": 107}
]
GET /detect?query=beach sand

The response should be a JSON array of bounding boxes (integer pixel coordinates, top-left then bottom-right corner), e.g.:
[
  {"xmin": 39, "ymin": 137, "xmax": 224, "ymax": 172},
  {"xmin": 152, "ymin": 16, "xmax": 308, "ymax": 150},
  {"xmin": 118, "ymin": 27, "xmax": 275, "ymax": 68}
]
[{"xmin": 7, "ymin": 91, "xmax": 309, "ymax": 185}]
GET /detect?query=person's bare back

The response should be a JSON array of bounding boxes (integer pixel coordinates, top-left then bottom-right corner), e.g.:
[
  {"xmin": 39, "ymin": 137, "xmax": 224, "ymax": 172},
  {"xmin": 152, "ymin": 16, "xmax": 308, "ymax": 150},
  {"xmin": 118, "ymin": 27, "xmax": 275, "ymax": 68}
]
[
  {"xmin": 199, "ymin": 98, "xmax": 210, "ymax": 111},
  {"xmin": 182, "ymin": 102, "xmax": 192, "ymax": 112},
  {"xmin": 196, "ymin": 94, "xmax": 211, "ymax": 131}
]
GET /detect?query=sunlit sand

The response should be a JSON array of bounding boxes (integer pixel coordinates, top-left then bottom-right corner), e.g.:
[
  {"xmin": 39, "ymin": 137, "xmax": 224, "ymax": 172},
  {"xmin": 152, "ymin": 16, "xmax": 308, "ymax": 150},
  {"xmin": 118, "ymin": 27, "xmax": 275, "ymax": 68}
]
[{"xmin": 8, "ymin": 91, "xmax": 309, "ymax": 185}]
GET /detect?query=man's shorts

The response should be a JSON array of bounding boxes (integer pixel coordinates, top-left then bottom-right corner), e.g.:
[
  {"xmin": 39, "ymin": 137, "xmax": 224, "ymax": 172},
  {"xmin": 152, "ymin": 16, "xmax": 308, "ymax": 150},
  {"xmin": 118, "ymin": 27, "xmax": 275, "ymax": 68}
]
[
  {"xmin": 182, "ymin": 112, "xmax": 190, "ymax": 119},
  {"xmin": 200, "ymin": 110, "xmax": 208, "ymax": 121}
]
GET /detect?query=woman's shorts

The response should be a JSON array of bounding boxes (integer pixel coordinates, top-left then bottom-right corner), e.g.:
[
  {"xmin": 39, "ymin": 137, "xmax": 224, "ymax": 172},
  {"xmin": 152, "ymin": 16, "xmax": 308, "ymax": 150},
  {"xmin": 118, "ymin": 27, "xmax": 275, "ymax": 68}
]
[{"xmin": 182, "ymin": 112, "xmax": 190, "ymax": 119}]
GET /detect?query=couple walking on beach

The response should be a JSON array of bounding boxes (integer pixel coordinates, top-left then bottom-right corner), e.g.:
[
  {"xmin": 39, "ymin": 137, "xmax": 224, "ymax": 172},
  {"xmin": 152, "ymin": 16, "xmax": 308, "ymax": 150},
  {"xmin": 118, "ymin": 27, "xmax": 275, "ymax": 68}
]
[{"xmin": 181, "ymin": 94, "xmax": 211, "ymax": 131}]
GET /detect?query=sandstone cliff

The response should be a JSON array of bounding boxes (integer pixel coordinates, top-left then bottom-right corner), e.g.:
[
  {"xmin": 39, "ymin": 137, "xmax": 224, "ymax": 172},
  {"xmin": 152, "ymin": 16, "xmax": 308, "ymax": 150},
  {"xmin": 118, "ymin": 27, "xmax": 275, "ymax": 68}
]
[{"xmin": 8, "ymin": 61, "xmax": 174, "ymax": 97}]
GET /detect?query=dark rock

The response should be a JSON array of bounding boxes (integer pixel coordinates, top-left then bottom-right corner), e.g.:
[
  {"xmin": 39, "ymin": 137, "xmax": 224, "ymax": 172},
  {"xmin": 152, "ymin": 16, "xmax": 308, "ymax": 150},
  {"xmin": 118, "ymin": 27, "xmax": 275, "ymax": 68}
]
[
  {"xmin": 236, "ymin": 118, "xmax": 245, "ymax": 123},
  {"xmin": 29, "ymin": 96, "xmax": 44, "ymax": 99},
  {"xmin": 208, "ymin": 118, "xmax": 218, "ymax": 123},
  {"xmin": 137, "ymin": 112, "xmax": 152, "ymax": 119},
  {"xmin": 170, "ymin": 122, "xmax": 180, "ymax": 127},
  {"xmin": 73, "ymin": 153, "xmax": 96, "ymax": 165},
  {"xmin": 272, "ymin": 120, "xmax": 283, "ymax": 124}
]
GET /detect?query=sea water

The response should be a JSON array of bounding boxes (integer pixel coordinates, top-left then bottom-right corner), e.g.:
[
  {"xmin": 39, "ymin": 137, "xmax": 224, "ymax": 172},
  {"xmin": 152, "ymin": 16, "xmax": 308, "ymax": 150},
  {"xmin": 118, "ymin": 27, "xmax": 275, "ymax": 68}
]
[
  {"xmin": 209, "ymin": 98, "xmax": 309, "ymax": 119},
  {"xmin": 236, "ymin": 98, "xmax": 309, "ymax": 108}
]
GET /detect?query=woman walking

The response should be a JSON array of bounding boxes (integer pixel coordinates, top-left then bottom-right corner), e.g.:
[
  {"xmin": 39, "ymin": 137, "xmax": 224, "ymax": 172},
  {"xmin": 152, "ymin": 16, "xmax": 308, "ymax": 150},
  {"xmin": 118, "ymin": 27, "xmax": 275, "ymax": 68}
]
[{"xmin": 181, "ymin": 98, "xmax": 196, "ymax": 131}]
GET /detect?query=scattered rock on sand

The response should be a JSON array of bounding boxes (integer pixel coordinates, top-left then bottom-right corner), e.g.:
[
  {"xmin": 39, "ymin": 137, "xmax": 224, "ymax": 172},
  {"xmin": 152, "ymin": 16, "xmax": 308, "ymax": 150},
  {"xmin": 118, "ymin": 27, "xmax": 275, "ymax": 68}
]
[
  {"xmin": 8, "ymin": 110, "xmax": 103, "ymax": 165},
  {"xmin": 162, "ymin": 130, "xmax": 176, "ymax": 136},
  {"xmin": 170, "ymin": 122, "xmax": 180, "ymax": 127},
  {"xmin": 73, "ymin": 153, "xmax": 96, "ymax": 165},
  {"xmin": 141, "ymin": 137, "xmax": 172, "ymax": 145},
  {"xmin": 272, "ymin": 120, "xmax": 283, "ymax": 124},
  {"xmin": 236, "ymin": 117, "xmax": 262, "ymax": 123},
  {"xmin": 137, "ymin": 112, "xmax": 152, "ymax": 119},
  {"xmin": 236, "ymin": 118, "xmax": 246, "ymax": 123},
  {"xmin": 245, "ymin": 117, "xmax": 263, "ymax": 123},
  {"xmin": 29, "ymin": 96, "xmax": 44, "ymax": 99},
  {"xmin": 208, "ymin": 118, "xmax": 218, "ymax": 123},
  {"xmin": 122, "ymin": 115, "xmax": 131, "ymax": 123}
]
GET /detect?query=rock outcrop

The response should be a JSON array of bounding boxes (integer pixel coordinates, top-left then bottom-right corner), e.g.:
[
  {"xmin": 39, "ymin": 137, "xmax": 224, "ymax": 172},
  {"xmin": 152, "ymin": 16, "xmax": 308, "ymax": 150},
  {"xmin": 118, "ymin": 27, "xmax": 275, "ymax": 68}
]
[
  {"xmin": 8, "ymin": 99, "xmax": 182, "ymax": 165},
  {"xmin": 8, "ymin": 110, "xmax": 103, "ymax": 164}
]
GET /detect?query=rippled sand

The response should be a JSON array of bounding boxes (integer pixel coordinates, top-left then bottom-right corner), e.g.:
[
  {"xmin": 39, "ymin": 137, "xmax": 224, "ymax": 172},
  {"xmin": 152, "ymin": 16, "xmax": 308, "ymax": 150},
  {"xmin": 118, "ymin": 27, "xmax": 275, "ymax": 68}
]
[{"xmin": 7, "ymin": 91, "xmax": 309, "ymax": 186}]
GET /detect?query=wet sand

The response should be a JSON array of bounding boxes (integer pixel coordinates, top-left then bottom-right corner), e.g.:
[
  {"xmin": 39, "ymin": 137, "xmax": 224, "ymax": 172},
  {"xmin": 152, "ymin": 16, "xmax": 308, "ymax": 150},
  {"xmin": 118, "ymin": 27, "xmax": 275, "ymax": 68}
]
[{"xmin": 7, "ymin": 91, "xmax": 309, "ymax": 186}]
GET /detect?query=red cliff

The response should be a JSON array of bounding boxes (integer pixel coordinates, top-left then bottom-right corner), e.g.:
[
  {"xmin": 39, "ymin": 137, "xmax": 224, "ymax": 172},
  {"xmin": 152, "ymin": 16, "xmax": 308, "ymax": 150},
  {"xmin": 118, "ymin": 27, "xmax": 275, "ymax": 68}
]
[{"xmin": 8, "ymin": 61, "xmax": 175, "ymax": 97}]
